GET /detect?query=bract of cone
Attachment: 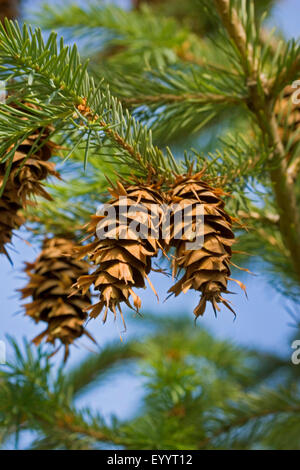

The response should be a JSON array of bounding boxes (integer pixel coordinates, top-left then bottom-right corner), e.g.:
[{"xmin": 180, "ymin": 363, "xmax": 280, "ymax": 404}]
[
  {"xmin": 20, "ymin": 237, "xmax": 92, "ymax": 361},
  {"xmin": 0, "ymin": 127, "xmax": 59, "ymax": 257},
  {"xmin": 275, "ymin": 84, "xmax": 300, "ymax": 158},
  {"xmin": 167, "ymin": 172, "xmax": 238, "ymax": 319},
  {"xmin": 73, "ymin": 181, "xmax": 164, "ymax": 326}
]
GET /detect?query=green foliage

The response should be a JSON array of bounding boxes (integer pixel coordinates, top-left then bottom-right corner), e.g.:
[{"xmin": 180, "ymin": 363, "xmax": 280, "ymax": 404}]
[
  {"xmin": 33, "ymin": 3, "xmax": 193, "ymax": 68},
  {"xmin": 0, "ymin": 19, "xmax": 177, "ymax": 183},
  {"xmin": 1, "ymin": 320, "xmax": 299, "ymax": 450}
]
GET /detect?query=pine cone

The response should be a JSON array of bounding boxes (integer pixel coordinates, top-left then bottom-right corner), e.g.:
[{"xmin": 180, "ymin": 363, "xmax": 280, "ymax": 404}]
[
  {"xmin": 275, "ymin": 84, "xmax": 300, "ymax": 159},
  {"xmin": 167, "ymin": 171, "xmax": 239, "ymax": 319},
  {"xmin": 20, "ymin": 237, "xmax": 93, "ymax": 361},
  {"xmin": 2, "ymin": 129, "xmax": 59, "ymax": 205},
  {"xmin": 73, "ymin": 181, "xmax": 164, "ymax": 326},
  {"xmin": 0, "ymin": 126, "xmax": 59, "ymax": 257},
  {"xmin": 0, "ymin": 177, "xmax": 25, "ymax": 258}
]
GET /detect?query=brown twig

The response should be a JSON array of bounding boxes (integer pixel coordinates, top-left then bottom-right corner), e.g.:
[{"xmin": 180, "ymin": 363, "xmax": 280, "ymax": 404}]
[
  {"xmin": 55, "ymin": 413, "xmax": 120, "ymax": 444},
  {"xmin": 77, "ymin": 99, "xmax": 150, "ymax": 174},
  {"xmin": 213, "ymin": 0, "xmax": 258, "ymax": 77},
  {"xmin": 287, "ymin": 156, "xmax": 300, "ymax": 184},
  {"xmin": 237, "ymin": 210, "xmax": 280, "ymax": 227},
  {"xmin": 122, "ymin": 93, "xmax": 240, "ymax": 106}
]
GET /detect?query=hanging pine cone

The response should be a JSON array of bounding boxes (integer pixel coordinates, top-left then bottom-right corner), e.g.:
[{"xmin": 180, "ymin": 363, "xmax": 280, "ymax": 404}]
[
  {"xmin": 72, "ymin": 180, "xmax": 164, "ymax": 326},
  {"xmin": 1, "ymin": 128, "xmax": 59, "ymax": 205},
  {"xmin": 0, "ymin": 126, "xmax": 59, "ymax": 257},
  {"xmin": 275, "ymin": 84, "xmax": 300, "ymax": 159},
  {"xmin": 20, "ymin": 237, "xmax": 93, "ymax": 361},
  {"xmin": 167, "ymin": 171, "xmax": 242, "ymax": 319},
  {"xmin": 0, "ymin": 177, "xmax": 25, "ymax": 257}
]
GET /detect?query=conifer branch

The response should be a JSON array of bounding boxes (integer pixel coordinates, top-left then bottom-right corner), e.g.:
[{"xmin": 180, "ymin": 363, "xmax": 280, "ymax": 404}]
[
  {"xmin": 122, "ymin": 93, "xmax": 240, "ymax": 105},
  {"xmin": 1, "ymin": 0, "xmax": 300, "ymax": 452},
  {"xmin": 198, "ymin": 399, "xmax": 300, "ymax": 449},
  {"xmin": 214, "ymin": 0, "xmax": 300, "ymax": 283},
  {"xmin": 52, "ymin": 412, "xmax": 121, "ymax": 446},
  {"xmin": 33, "ymin": 2, "xmax": 195, "ymax": 69},
  {"xmin": 267, "ymin": 117, "xmax": 300, "ymax": 282},
  {"xmin": 18, "ymin": 410, "xmax": 119, "ymax": 448},
  {"xmin": 2, "ymin": 326, "xmax": 300, "ymax": 450},
  {"xmin": 237, "ymin": 210, "xmax": 280, "ymax": 227},
  {"xmin": 213, "ymin": 0, "xmax": 259, "ymax": 77},
  {"xmin": 287, "ymin": 156, "xmax": 300, "ymax": 184},
  {"xmin": 0, "ymin": 20, "xmax": 175, "ymax": 181}
]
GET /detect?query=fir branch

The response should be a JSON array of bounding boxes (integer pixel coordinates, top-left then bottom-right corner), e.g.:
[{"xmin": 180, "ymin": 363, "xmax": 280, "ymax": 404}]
[
  {"xmin": 214, "ymin": 0, "xmax": 300, "ymax": 284},
  {"xmin": 2, "ymin": 326, "xmax": 299, "ymax": 450},
  {"xmin": 0, "ymin": 20, "xmax": 175, "ymax": 181},
  {"xmin": 198, "ymin": 390, "xmax": 300, "ymax": 449},
  {"xmin": 213, "ymin": 0, "xmax": 258, "ymax": 77},
  {"xmin": 267, "ymin": 116, "xmax": 300, "ymax": 283},
  {"xmin": 0, "ymin": 339, "xmax": 123, "ymax": 449},
  {"xmin": 287, "ymin": 156, "xmax": 300, "ymax": 184},
  {"xmin": 50, "ymin": 411, "xmax": 120, "ymax": 447},
  {"xmin": 270, "ymin": 43, "xmax": 300, "ymax": 96},
  {"xmin": 107, "ymin": 65, "xmax": 246, "ymax": 143},
  {"xmin": 122, "ymin": 92, "xmax": 240, "ymax": 105},
  {"xmin": 237, "ymin": 210, "xmax": 280, "ymax": 227},
  {"xmin": 32, "ymin": 2, "xmax": 194, "ymax": 68}
]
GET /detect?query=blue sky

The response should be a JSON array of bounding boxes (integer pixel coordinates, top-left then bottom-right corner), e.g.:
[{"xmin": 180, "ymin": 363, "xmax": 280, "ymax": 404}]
[
  {"xmin": 271, "ymin": 0, "xmax": 300, "ymax": 37},
  {"xmin": 1, "ymin": 0, "xmax": 300, "ymax": 441}
]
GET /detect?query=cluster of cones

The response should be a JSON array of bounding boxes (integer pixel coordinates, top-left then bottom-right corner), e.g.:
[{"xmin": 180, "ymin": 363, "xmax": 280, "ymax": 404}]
[
  {"xmin": 72, "ymin": 172, "xmax": 241, "ymax": 329},
  {"xmin": 0, "ymin": 107, "xmax": 241, "ymax": 360},
  {"xmin": 0, "ymin": 108, "xmax": 244, "ymax": 361},
  {"xmin": 0, "ymin": 106, "xmax": 88, "ymax": 359},
  {"xmin": 16, "ymin": 172, "xmax": 240, "ymax": 360},
  {"xmin": 0, "ymin": 106, "xmax": 95, "ymax": 360}
]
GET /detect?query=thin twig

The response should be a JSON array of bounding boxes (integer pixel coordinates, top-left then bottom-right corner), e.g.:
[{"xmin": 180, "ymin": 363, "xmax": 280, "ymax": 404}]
[
  {"xmin": 287, "ymin": 156, "xmax": 300, "ymax": 184},
  {"xmin": 122, "ymin": 93, "xmax": 240, "ymax": 105}
]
